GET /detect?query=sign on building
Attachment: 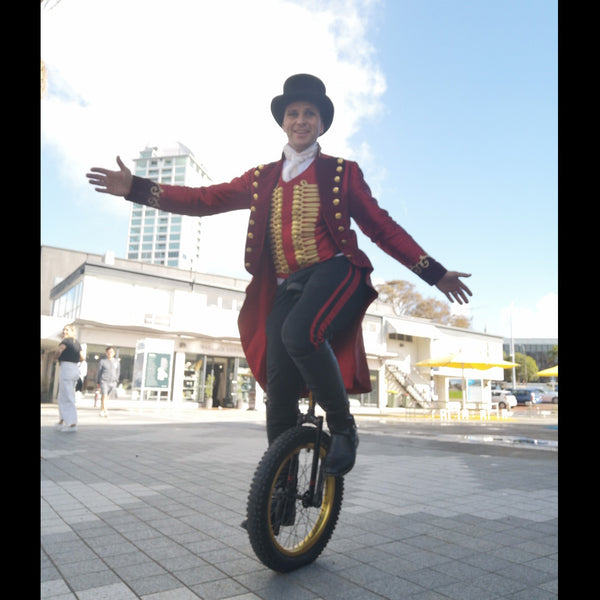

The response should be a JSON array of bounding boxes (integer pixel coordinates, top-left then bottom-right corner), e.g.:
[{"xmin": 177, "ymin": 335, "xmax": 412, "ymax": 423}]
[{"xmin": 133, "ymin": 338, "xmax": 174, "ymax": 401}]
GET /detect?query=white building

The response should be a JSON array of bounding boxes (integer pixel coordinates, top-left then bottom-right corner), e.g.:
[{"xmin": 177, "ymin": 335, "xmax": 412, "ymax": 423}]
[
  {"xmin": 126, "ymin": 143, "xmax": 211, "ymax": 270},
  {"xmin": 41, "ymin": 246, "xmax": 507, "ymax": 414}
]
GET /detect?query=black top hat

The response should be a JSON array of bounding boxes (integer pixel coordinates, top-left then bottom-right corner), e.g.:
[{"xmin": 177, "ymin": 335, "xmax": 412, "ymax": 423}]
[{"xmin": 271, "ymin": 74, "xmax": 334, "ymax": 133}]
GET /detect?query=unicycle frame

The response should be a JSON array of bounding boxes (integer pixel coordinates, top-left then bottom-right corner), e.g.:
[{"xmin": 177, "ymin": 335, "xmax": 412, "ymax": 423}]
[{"xmin": 298, "ymin": 393, "xmax": 326, "ymax": 509}]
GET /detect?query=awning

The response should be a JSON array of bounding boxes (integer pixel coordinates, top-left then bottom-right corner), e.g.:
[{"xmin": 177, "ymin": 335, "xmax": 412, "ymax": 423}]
[
  {"xmin": 536, "ymin": 365, "xmax": 558, "ymax": 377},
  {"xmin": 415, "ymin": 352, "xmax": 518, "ymax": 370}
]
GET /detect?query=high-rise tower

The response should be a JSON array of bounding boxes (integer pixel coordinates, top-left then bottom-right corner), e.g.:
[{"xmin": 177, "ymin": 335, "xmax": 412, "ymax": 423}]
[{"xmin": 126, "ymin": 143, "xmax": 211, "ymax": 269}]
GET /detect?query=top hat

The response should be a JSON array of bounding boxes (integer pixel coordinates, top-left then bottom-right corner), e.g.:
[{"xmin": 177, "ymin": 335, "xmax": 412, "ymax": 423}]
[{"xmin": 271, "ymin": 74, "xmax": 334, "ymax": 133}]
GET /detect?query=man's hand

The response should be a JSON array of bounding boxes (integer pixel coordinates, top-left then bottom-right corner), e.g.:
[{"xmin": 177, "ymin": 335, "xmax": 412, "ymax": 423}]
[
  {"xmin": 86, "ymin": 156, "xmax": 133, "ymax": 197},
  {"xmin": 435, "ymin": 271, "xmax": 472, "ymax": 305}
]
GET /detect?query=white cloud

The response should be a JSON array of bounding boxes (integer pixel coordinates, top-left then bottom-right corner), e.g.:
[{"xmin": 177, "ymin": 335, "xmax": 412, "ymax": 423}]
[
  {"xmin": 41, "ymin": 0, "xmax": 386, "ymax": 187},
  {"xmin": 41, "ymin": 0, "xmax": 386, "ymax": 277},
  {"xmin": 499, "ymin": 293, "xmax": 558, "ymax": 339}
]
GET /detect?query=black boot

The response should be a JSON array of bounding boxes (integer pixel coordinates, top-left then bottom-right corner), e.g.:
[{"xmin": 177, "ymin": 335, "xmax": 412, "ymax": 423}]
[
  {"xmin": 325, "ymin": 413, "xmax": 359, "ymax": 477},
  {"xmin": 291, "ymin": 343, "xmax": 359, "ymax": 477}
]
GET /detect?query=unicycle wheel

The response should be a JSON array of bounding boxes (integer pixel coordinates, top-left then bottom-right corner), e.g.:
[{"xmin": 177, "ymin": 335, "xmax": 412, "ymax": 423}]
[{"xmin": 245, "ymin": 425, "xmax": 344, "ymax": 572}]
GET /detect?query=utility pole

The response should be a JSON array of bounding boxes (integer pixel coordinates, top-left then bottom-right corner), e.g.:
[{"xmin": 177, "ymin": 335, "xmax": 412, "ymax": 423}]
[{"xmin": 510, "ymin": 303, "xmax": 516, "ymax": 387}]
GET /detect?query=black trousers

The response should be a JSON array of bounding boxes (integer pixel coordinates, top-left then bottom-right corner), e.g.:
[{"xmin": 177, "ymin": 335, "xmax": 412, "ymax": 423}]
[{"xmin": 265, "ymin": 256, "xmax": 369, "ymax": 443}]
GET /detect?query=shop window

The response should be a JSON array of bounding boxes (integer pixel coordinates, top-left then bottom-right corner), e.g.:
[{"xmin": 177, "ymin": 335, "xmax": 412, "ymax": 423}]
[
  {"xmin": 349, "ymin": 370, "xmax": 378, "ymax": 407},
  {"xmin": 388, "ymin": 333, "xmax": 413, "ymax": 342},
  {"xmin": 52, "ymin": 281, "xmax": 83, "ymax": 320}
]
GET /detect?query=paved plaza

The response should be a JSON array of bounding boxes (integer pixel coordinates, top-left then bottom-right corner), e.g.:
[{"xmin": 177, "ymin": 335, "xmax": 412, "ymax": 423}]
[{"xmin": 41, "ymin": 400, "xmax": 558, "ymax": 599}]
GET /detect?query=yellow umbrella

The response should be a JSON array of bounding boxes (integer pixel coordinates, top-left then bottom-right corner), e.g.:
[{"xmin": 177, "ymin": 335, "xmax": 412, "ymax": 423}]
[
  {"xmin": 415, "ymin": 352, "xmax": 518, "ymax": 408},
  {"xmin": 536, "ymin": 365, "xmax": 558, "ymax": 377},
  {"xmin": 415, "ymin": 353, "xmax": 518, "ymax": 370}
]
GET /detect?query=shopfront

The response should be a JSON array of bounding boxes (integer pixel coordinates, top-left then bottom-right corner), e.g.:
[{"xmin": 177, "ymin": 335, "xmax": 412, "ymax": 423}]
[{"xmin": 182, "ymin": 355, "xmax": 255, "ymax": 408}]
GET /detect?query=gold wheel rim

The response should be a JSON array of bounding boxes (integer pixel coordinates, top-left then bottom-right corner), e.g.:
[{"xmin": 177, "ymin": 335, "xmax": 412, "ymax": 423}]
[{"xmin": 268, "ymin": 443, "xmax": 336, "ymax": 556}]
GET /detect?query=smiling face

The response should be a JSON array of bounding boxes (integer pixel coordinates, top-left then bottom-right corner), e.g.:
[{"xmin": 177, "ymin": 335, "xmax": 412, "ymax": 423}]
[{"xmin": 281, "ymin": 101, "xmax": 324, "ymax": 152}]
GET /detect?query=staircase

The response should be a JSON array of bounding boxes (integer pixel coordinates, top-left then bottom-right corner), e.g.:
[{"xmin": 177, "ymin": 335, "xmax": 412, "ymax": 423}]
[{"xmin": 385, "ymin": 364, "xmax": 431, "ymax": 409}]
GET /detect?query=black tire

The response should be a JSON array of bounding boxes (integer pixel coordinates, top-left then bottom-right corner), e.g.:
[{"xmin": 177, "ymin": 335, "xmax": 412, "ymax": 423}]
[{"xmin": 246, "ymin": 425, "xmax": 344, "ymax": 572}]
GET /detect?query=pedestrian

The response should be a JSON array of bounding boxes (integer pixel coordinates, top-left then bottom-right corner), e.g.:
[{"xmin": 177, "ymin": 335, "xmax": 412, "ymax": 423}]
[
  {"xmin": 54, "ymin": 323, "xmax": 85, "ymax": 432},
  {"xmin": 86, "ymin": 73, "xmax": 472, "ymax": 475},
  {"xmin": 96, "ymin": 346, "xmax": 120, "ymax": 418},
  {"xmin": 76, "ymin": 354, "xmax": 87, "ymax": 401}
]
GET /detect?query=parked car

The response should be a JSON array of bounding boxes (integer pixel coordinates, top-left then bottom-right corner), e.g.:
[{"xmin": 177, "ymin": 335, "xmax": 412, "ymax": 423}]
[
  {"xmin": 532, "ymin": 388, "xmax": 558, "ymax": 404},
  {"xmin": 509, "ymin": 388, "xmax": 543, "ymax": 406},
  {"xmin": 491, "ymin": 389, "xmax": 517, "ymax": 409}
]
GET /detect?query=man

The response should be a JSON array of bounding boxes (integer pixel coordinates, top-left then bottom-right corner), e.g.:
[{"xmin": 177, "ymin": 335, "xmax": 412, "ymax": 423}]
[
  {"xmin": 96, "ymin": 346, "xmax": 120, "ymax": 417},
  {"xmin": 87, "ymin": 73, "xmax": 471, "ymax": 475}
]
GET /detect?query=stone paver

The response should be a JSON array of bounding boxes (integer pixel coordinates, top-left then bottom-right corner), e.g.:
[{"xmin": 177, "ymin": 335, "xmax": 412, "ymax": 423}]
[{"xmin": 41, "ymin": 400, "xmax": 558, "ymax": 599}]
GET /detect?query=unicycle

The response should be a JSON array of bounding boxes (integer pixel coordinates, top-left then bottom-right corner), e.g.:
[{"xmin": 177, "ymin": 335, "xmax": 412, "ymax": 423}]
[{"xmin": 245, "ymin": 393, "xmax": 344, "ymax": 572}]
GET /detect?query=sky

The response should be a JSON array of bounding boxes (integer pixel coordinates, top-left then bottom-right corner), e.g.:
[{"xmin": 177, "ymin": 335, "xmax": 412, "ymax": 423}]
[{"xmin": 40, "ymin": 0, "xmax": 557, "ymax": 341}]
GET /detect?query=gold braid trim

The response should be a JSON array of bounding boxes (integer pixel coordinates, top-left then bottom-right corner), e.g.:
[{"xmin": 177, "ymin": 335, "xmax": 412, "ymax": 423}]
[
  {"xmin": 268, "ymin": 180, "xmax": 321, "ymax": 275},
  {"xmin": 268, "ymin": 186, "xmax": 286, "ymax": 274},
  {"xmin": 148, "ymin": 184, "xmax": 162, "ymax": 208},
  {"xmin": 410, "ymin": 254, "xmax": 430, "ymax": 275},
  {"xmin": 292, "ymin": 180, "xmax": 320, "ymax": 269}
]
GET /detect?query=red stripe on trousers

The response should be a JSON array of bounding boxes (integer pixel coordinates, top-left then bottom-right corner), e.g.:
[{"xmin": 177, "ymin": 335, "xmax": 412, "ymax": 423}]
[{"xmin": 309, "ymin": 266, "xmax": 361, "ymax": 348}]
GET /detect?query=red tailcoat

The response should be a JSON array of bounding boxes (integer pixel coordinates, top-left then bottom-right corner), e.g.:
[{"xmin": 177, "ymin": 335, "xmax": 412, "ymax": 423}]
[{"xmin": 126, "ymin": 151, "xmax": 446, "ymax": 393}]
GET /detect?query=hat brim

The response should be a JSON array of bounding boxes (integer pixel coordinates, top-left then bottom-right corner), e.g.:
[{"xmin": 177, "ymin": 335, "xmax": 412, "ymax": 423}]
[{"xmin": 271, "ymin": 93, "xmax": 334, "ymax": 134}]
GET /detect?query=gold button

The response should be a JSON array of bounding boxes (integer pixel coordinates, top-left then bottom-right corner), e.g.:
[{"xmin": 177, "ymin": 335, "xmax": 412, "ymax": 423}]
[
  {"xmin": 246, "ymin": 247, "xmax": 252, "ymax": 253},
  {"xmin": 336, "ymin": 166, "xmax": 343, "ymax": 172},
  {"xmin": 337, "ymin": 158, "xmax": 344, "ymax": 164},
  {"xmin": 337, "ymin": 226, "xmax": 345, "ymax": 232},
  {"xmin": 332, "ymin": 198, "xmax": 340, "ymax": 206},
  {"xmin": 254, "ymin": 170, "xmax": 261, "ymax": 177},
  {"xmin": 253, "ymin": 193, "xmax": 258, "ymax": 200},
  {"xmin": 335, "ymin": 212, "xmax": 342, "ymax": 219},
  {"xmin": 341, "ymin": 239, "xmax": 347, "ymax": 244},
  {"xmin": 253, "ymin": 181, "xmax": 258, "ymax": 188},
  {"xmin": 247, "ymin": 232, "xmax": 254, "ymax": 239},
  {"xmin": 249, "ymin": 219, "xmax": 255, "ymax": 225},
  {"xmin": 245, "ymin": 262, "xmax": 251, "ymax": 267},
  {"xmin": 334, "ymin": 176, "xmax": 341, "ymax": 182},
  {"xmin": 333, "ymin": 187, "xmax": 339, "ymax": 194},
  {"xmin": 345, "ymin": 253, "xmax": 352, "ymax": 258},
  {"xmin": 251, "ymin": 206, "xmax": 256, "ymax": 212}
]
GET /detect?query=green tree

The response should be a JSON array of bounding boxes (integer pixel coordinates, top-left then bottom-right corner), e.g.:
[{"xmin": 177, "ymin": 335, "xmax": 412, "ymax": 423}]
[
  {"xmin": 375, "ymin": 279, "xmax": 473, "ymax": 328},
  {"xmin": 512, "ymin": 352, "xmax": 539, "ymax": 384},
  {"xmin": 548, "ymin": 344, "xmax": 558, "ymax": 365},
  {"xmin": 375, "ymin": 280, "xmax": 421, "ymax": 316}
]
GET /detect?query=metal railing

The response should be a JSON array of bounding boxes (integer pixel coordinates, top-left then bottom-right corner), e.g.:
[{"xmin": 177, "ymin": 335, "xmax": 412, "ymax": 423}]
[{"xmin": 385, "ymin": 364, "xmax": 431, "ymax": 409}]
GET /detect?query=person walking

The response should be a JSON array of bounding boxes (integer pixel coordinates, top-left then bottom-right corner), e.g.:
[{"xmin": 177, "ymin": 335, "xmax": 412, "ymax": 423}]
[
  {"xmin": 96, "ymin": 346, "xmax": 120, "ymax": 418},
  {"xmin": 54, "ymin": 324, "xmax": 85, "ymax": 432},
  {"xmin": 87, "ymin": 73, "xmax": 472, "ymax": 475}
]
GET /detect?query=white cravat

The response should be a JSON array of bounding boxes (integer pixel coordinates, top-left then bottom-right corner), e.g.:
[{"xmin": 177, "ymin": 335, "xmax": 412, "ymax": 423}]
[{"xmin": 281, "ymin": 142, "xmax": 319, "ymax": 182}]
